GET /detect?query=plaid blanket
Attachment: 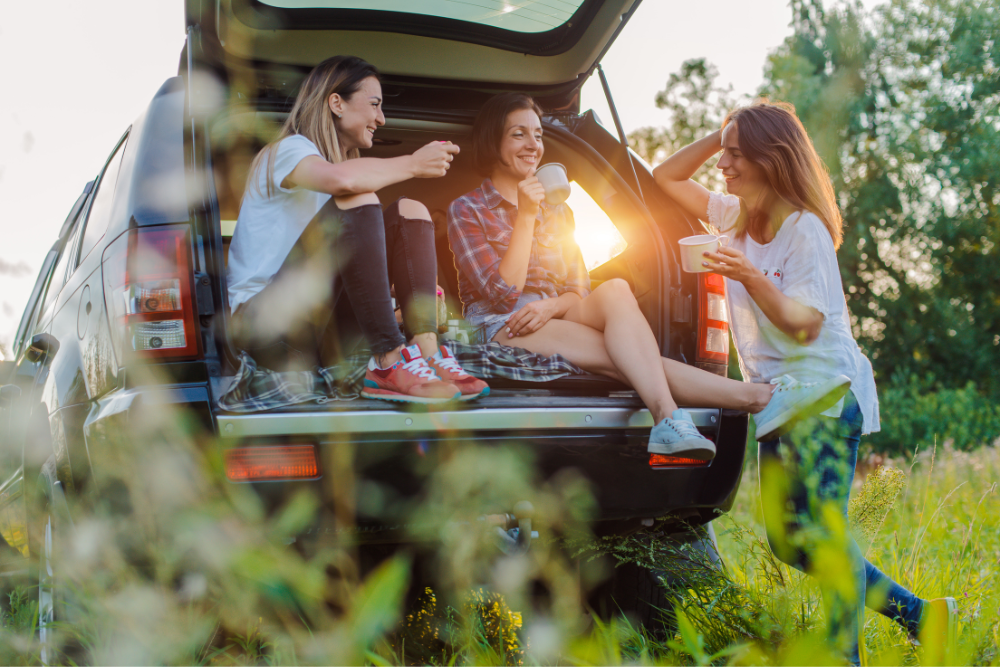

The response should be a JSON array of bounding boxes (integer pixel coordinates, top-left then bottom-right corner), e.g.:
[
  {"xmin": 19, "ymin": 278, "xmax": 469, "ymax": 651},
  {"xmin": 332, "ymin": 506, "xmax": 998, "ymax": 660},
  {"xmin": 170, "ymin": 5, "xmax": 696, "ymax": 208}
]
[{"xmin": 218, "ymin": 340, "xmax": 586, "ymax": 413}]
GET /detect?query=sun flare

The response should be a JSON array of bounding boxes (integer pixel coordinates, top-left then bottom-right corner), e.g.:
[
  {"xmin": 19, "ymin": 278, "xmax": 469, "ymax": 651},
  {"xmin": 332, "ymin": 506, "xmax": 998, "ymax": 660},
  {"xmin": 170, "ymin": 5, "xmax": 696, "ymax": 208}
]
[{"xmin": 566, "ymin": 181, "xmax": 628, "ymax": 270}]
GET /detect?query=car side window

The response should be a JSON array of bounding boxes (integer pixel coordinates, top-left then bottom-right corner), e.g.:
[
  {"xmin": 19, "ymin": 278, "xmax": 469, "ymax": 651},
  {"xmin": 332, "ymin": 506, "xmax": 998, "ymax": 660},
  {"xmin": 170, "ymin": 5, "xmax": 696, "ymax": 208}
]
[
  {"xmin": 77, "ymin": 134, "xmax": 128, "ymax": 265},
  {"xmin": 36, "ymin": 218, "xmax": 84, "ymax": 324},
  {"xmin": 12, "ymin": 249, "xmax": 60, "ymax": 358}
]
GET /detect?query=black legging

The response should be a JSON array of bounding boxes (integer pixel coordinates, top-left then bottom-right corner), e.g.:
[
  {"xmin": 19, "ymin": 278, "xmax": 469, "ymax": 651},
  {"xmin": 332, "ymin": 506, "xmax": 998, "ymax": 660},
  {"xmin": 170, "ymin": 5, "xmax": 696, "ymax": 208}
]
[{"xmin": 232, "ymin": 198, "xmax": 438, "ymax": 371}]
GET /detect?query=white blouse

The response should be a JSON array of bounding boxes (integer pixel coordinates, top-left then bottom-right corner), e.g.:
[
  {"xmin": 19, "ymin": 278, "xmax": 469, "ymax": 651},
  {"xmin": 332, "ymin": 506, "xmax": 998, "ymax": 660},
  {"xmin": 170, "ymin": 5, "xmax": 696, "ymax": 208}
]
[{"xmin": 707, "ymin": 192, "xmax": 880, "ymax": 435}]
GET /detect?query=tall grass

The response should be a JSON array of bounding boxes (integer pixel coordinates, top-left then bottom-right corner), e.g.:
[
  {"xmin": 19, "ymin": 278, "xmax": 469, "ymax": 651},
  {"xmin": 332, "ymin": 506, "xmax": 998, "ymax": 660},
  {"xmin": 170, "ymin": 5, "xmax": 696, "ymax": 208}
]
[{"xmin": 0, "ymin": 393, "xmax": 997, "ymax": 665}]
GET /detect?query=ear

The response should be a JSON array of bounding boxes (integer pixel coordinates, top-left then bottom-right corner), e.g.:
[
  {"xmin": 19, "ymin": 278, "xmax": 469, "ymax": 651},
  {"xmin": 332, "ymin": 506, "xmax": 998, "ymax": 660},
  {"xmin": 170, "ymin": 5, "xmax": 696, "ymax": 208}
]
[{"xmin": 328, "ymin": 93, "xmax": 344, "ymax": 118}]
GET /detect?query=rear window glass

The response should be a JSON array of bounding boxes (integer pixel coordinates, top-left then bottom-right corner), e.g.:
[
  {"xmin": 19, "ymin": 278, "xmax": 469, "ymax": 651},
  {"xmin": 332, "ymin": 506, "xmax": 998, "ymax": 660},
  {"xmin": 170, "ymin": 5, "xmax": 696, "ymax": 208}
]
[{"xmin": 258, "ymin": 0, "xmax": 586, "ymax": 33}]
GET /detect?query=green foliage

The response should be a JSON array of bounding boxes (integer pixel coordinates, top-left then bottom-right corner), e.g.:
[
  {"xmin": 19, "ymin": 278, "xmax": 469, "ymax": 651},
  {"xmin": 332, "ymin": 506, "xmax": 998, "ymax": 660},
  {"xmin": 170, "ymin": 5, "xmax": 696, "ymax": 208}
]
[
  {"xmin": 866, "ymin": 376, "xmax": 1000, "ymax": 455},
  {"xmin": 761, "ymin": 0, "xmax": 1000, "ymax": 400},
  {"xmin": 627, "ymin": 58, "xmax": 739, "ymax": 191}
]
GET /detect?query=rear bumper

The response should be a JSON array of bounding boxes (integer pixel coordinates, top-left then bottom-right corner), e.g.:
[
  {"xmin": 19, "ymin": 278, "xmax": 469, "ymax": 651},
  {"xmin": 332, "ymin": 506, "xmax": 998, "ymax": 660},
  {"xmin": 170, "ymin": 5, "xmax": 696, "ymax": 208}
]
[
  {"xmin": 218, "ymin": 403, "xmax": 749, "ymax": 533},
  {"xmin": 83, "ymin": 386, "xmax": 748, "ymax": 538}
]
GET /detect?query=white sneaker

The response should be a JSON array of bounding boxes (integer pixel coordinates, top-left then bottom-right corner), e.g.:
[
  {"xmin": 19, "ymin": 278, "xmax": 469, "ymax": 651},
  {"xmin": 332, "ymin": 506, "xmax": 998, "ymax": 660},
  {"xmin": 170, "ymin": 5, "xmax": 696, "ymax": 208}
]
[
  {"xmin": 754, "ymin": 374, "xmax": 851, "ymax": 442},
  {"xmin": 648, "ymin": 409, "xmax": 717, "ymax": 461}
]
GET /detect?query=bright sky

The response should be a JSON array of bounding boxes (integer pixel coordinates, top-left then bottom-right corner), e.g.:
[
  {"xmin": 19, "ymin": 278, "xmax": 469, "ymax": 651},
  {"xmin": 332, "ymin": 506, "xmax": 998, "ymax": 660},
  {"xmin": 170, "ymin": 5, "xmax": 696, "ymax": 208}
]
[{"xmin": 0, "ymin": 0, "xmax": 880, "ymax": 359}]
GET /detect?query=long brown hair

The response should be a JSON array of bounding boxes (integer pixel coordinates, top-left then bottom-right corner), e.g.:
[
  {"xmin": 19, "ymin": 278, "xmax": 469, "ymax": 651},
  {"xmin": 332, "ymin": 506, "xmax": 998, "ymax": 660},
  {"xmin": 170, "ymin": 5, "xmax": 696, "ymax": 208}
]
[
  {"xmin": 722, "ymin": 100, "xmax": 843, "ymax": 249},
  {"xmin": 248, "ymin": 55, "xmax": 380, "ymax": 198}
]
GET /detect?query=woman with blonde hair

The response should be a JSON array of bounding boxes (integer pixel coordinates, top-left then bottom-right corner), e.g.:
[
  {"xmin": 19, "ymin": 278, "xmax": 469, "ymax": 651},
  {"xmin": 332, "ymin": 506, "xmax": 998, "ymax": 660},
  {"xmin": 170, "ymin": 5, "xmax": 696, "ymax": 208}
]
[
  {"xmin": 654, "ymin": 100, "xmax": 955, "ymax": 663},
  {"xmin": 228, "ymin": 55, "xmax": 487, "ymax": 403}
]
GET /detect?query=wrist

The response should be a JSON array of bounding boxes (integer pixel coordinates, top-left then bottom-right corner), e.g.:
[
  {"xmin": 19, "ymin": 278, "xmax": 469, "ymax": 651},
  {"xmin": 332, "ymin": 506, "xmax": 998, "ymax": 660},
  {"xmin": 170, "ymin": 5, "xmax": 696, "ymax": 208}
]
[
  {"xmin": 403, "ymin": 154, "xmax": 419, "ymax": 178},
  {"xmin": 515, "ymin": 210, "xmax": 537, "ymax": 228}
]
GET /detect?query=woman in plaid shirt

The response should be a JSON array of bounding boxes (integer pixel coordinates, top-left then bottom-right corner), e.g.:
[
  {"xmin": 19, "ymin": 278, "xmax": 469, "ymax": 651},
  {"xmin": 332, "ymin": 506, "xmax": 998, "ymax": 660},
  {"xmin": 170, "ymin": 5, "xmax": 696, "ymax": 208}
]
[{"xmin": 448, "ymin": 93, "xmax": 845, "ymax": 460}]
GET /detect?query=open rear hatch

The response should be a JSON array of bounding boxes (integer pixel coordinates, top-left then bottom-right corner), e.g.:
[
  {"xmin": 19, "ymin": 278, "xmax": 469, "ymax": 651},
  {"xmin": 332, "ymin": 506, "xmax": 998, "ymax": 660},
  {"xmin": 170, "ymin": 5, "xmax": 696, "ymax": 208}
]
[{"xmin": 185, "ymin": 0, "xmax": 642, "ymax": 110}]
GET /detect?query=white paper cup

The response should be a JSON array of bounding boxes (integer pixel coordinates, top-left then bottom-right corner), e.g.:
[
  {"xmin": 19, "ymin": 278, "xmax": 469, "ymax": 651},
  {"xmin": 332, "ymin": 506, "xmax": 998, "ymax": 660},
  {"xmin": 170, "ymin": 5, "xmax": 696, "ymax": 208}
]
[
  {"xmin": 678, "ymin": 234, "xmax": 729, "ymax": 273},
  {"xmin": 534, "ymin": 163, "xmax": 572, "ymax": 206}
]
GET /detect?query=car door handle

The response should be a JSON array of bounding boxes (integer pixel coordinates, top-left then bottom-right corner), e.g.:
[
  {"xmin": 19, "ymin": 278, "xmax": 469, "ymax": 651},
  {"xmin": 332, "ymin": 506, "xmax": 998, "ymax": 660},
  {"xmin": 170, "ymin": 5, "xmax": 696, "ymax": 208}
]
[{"xmin": 25, "ymin": 333, "xmax": 60, "ymax": 364}]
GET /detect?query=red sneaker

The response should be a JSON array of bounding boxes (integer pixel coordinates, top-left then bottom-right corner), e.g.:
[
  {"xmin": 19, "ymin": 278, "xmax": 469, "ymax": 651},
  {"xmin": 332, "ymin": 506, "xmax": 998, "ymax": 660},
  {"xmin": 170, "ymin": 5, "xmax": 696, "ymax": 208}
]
[
  {"xmin": 362, "ymin": 345, "xmax": 461, "ymax": 404},
  {"xmin": 427, "ymin": 346, "xmax": 490, "ymax": 401}
]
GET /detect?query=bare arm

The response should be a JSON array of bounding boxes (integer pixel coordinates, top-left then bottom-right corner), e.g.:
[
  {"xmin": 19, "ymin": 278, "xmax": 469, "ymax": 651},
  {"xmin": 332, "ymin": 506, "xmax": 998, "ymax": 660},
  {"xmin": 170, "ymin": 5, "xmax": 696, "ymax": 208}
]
[
  {"xmin": 703, "ymin": 246, "xmax": 824, "ymax": 344},
  {"xmin": 497, "ymin": 176, "xmax": 546, "ymax": 291},
  {"xmin": 743, "ymin": 271, "xmax": 824, "ymax": 344},
  {"xmin": 285, "ymin": 141, "xmax": 459, "ymax": 196},
  {"xmin": 652, "ymin": 130, "xmax": 722, "ymax": 221}
]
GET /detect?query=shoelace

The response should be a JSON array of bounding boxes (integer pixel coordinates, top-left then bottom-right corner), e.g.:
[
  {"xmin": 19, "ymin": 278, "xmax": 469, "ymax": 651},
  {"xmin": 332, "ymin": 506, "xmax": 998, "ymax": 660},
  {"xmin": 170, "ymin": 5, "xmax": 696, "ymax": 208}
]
[
  {"xmin": 401, "ymin": 356, "xmax": 439, "ymax": 381},
  {"xmin": 769, "ymin": 374, "xmax": 812, "ymax": 393},
  {"xmin": 666, "ymin": 418, "xmax": 702, "ymax": 438},
  {"xmin": 433, "ymin": 355, "xmax": 468, "ymax": 378}
]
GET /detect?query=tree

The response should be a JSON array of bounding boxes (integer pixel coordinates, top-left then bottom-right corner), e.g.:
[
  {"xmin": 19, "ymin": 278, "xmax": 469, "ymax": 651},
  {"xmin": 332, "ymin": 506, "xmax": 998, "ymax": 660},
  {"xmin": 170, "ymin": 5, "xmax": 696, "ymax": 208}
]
[
  {"xmin": 761, "ymin": 0, "xmax": 1000, "ymax": 398},
  {"xmin": 627, "ymin": 59, "xmax": 740, "ymax": 192}
]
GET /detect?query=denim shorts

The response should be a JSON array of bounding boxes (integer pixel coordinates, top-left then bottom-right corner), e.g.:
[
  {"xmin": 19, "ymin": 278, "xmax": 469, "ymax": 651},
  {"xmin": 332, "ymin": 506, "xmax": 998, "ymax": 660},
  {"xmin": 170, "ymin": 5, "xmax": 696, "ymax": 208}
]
[{"xmin": 465, "ymin": 292, "xmax": 546, "ymax": 344}]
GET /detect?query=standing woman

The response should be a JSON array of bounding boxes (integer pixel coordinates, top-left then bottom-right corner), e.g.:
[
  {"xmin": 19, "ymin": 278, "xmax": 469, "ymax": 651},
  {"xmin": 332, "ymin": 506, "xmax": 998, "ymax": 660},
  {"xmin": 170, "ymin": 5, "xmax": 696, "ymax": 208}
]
[
  {"xmin": 653, "ymin": 100, "xmax": 955, "ymax": 663},
  {"xmin": 448, "ymin": 93, "xmax": 846, "ymax": 461},
  {"xmin": 228, "ymin": 55, "xmax": 488, "ymax": 403}
]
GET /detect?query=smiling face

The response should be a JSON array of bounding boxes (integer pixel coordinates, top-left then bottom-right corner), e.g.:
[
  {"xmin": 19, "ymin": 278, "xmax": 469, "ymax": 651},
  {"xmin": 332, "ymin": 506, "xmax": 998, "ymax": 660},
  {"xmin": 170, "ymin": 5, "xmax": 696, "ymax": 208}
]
[
  {"xmin": 329, "ymin": 76, "xmax": 384, "ymax": 153},
  {"xmin": 495, "ymin": 108, "xmax": 544, "ymax": 181},
  {"xmin": 717, "ymin": 122, "xmax": 769, "ymax": 200}
]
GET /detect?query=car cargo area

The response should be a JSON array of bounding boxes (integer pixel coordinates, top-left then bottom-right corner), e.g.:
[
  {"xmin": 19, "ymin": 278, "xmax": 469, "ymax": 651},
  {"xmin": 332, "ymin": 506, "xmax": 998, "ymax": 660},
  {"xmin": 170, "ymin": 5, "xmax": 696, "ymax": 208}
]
[{"xmin": 208, "ymin": 108, "xmax": 679, "ymax": 416}]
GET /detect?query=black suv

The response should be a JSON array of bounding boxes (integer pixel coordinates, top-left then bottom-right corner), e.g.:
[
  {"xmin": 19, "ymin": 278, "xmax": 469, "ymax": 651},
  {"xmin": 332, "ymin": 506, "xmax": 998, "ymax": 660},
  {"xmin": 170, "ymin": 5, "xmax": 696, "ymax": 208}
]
[{"xmin": 0, "ymin": 0, "xmax": 746, "ymax": 632}]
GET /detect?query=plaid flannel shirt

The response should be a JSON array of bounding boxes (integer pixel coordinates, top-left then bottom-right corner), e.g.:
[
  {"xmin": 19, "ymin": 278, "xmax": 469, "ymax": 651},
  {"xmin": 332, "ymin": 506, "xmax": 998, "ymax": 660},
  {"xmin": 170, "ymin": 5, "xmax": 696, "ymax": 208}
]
[
  {"xmin": 447, "ymin": 178, "xmax": 590, "ymax": 315},
  {"xmin": 218, "ymin": 340, "xmax": 586, "ymax": 413}
]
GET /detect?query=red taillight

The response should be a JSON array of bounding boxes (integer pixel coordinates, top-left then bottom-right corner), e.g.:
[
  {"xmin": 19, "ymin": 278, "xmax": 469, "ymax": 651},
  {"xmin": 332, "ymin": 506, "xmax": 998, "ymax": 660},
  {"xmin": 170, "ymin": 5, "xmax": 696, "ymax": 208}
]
[
  {"xmin": 648, "ymin": 453, "xmax": 710, "ymax": 468},
  {"xmin": 102, "ymin": 226, "xmax": 201, "ymax": 361},
  {"xmin": 224, "ymin": 445, "xmax": 320, "ymax": 482},
  {"xmin": 697, "ymin": 272, "xmax": 729, "ymax": 365}
]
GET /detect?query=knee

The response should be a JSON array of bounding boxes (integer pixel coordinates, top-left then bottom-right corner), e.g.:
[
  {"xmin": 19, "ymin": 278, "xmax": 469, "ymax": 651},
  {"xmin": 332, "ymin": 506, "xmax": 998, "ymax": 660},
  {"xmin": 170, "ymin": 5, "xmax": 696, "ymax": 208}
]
[
  {"xmin": 396, "ymin": 198, "xmax": 431, "ymax": 221},
  {"xmin": 334, "ymin": 192, "xmax": 380, "ymax": 210},
  {"xmin": 595, "ymin": 278, "xmax": 635, "ymax": 304}
]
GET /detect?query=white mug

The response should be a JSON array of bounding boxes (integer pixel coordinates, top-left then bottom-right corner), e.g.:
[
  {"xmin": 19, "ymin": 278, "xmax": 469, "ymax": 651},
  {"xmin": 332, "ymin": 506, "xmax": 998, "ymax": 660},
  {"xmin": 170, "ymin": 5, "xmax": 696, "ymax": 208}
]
[
  {"xmin": 534, "ymin": 163, "xmax": 572, "ymax": 206},
  {"xmin": 678, "ymin": 234, "xmax": 729, "ymax": 273}
]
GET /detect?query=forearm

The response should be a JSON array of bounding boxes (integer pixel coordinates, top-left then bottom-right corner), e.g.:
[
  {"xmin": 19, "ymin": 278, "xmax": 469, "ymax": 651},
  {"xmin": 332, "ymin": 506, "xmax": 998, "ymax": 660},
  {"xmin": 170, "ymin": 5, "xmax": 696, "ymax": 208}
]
[
  {"xmin": 325, "ymin": 155, "xmax": 419, "ymax": 195},
  {"xmin": 653, "ymin": 131, "xmax": 722, "ymax": 185},
  {"xmin": 497, "ymin": 217, "xmax": 536, "ymax": 290},
  {"xmin": 292, "ymin": 155, "xmax": 417, "ymax": 196},
  {"xmin": 553, "ymin": 292, "xmax": 582, "ymax": 318},
  {"xmin": 744, "ymin": 274, "xmax": 824, "ymax": 344}
]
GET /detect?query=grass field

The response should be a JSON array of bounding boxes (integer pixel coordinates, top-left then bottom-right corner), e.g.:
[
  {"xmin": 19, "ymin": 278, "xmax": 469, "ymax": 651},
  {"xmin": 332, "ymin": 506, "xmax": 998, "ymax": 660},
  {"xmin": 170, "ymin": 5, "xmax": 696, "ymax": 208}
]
[{"xmin": 1, "ymin": 427, "xmax": 997, "ymax": 665}]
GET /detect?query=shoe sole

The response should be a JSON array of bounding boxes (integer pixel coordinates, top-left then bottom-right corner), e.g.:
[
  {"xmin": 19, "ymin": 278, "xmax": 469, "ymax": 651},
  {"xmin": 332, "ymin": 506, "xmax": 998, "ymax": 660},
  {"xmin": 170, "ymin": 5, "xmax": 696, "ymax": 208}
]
[
  {"xmin": 647, "ymin": 440, "xmax": 717, "ymax": 461},
  {"xmin": 755, "ymin": 375, "xmax": 851, "ymax": 442},
  {"xmin": 361, "ymin": 388, "xmax": 462, "ymax": 404},
  {"xmin": 458, "ymin": 386, "xmax": 491, "ymax": 402}
]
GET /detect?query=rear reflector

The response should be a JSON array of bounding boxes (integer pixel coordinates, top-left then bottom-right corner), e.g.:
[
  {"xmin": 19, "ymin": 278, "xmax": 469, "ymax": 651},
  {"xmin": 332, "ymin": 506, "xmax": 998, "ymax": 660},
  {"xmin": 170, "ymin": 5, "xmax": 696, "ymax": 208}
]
[
  {"xmin": 697, "ymin": 272, "xmax": 730, "ymax": 365},
  {"xmin": 130, "ymin": 320, "xmax": 187, "ymax": 351},
  {"xmin": 648, "ymin": 453, "xmax": 710, "ymax": 468},
  {"xmin": 224, "ymin": 445, "xmax": 320, "ymax": 482}
]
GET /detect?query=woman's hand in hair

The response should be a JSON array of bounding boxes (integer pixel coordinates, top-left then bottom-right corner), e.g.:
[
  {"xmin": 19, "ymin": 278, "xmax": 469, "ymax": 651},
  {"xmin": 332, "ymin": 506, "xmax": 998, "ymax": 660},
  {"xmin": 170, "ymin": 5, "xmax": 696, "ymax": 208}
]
[
  {"xmin": 411, "ymin": 141, "xmax": 460, "ymax": 178},
  {"xmin": 516, "ymin": 176, "xmax": 546, "ymax": 220}
]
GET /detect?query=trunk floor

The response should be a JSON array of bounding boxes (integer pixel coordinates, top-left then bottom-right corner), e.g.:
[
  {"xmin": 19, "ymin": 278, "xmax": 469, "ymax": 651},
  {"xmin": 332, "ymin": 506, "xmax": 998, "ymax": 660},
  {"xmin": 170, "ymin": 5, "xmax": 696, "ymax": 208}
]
[{"xmin": 220, "ymin": 388, "xmax": 644, "ymax": 414}]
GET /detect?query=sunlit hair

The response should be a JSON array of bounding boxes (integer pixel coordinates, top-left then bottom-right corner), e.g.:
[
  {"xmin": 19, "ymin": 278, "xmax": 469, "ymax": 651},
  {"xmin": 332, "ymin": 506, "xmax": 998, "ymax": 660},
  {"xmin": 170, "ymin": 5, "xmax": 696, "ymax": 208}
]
[
  {"xmin": 722, "ymin": 100, "xmax": 843, "ymax": 249},
  {"xmin": 247, "ymin": 55, "xmax": 380, "ymax": 199},
  {"xmin": 471, "ymin": 93, "xmax": 545, "ymax": 176}
]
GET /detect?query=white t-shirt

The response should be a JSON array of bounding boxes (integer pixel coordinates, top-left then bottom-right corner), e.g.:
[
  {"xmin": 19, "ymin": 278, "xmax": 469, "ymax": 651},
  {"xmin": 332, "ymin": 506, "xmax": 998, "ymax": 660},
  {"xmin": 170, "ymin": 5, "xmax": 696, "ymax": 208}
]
[
  {"xmin": 707, "ymin": 192, "xmax": 880, "ymax": 434},
  {"xmin": 227, "ymin": 135, "xmax": 331, "ymax": 312}
]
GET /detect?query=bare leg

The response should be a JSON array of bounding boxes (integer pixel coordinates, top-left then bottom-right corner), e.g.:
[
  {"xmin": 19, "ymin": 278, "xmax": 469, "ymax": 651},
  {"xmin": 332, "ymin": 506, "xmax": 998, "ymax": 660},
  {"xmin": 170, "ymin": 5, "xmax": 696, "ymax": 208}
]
[
  {"xmin": 562, "ymin": 279, "xmax": 679, "ymax": 420},
  {"xmin": 661, "ymin": 357, "xmax": 771, "ymax": 413},
  {"xmin": 492, "ymin": 318, "xmax": 626, "ymax": 383},
  {"xmin": 561, "ymin": 280, "xmax": 771, "ymax": 414},
  {"xmin": 496, "ymin": 309, "xmax": 676, "ymax": 422}
]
